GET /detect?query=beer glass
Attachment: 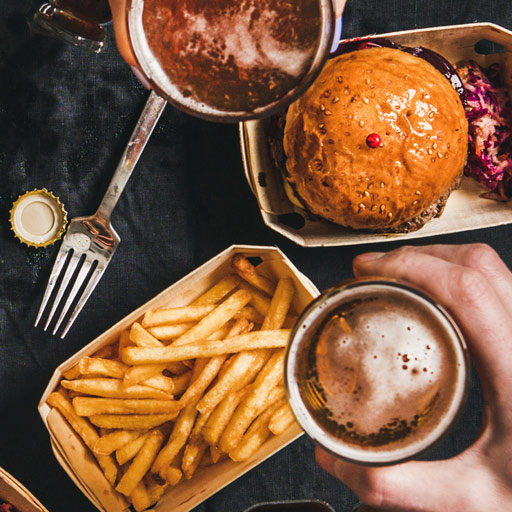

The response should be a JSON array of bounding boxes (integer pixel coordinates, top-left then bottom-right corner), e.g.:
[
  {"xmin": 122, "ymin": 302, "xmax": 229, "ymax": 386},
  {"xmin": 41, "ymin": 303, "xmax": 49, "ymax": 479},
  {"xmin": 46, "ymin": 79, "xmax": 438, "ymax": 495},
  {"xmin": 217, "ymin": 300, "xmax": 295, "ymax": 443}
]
[{"xmin": 285, "ymin": 277, "xmax": 469, "ymax": 465}]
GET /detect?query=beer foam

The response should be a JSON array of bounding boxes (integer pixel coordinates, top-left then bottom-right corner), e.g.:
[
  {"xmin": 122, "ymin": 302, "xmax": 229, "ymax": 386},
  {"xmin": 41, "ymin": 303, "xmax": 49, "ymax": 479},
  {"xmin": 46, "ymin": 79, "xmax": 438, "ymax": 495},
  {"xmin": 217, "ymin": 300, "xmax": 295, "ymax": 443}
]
[
  {"xmin": 305, "ymin": 286, "xmax": 462, "ymax": 452},
  {"xmin": 177, "ymin": 4, "xmax": 314, "ymax": 78}
]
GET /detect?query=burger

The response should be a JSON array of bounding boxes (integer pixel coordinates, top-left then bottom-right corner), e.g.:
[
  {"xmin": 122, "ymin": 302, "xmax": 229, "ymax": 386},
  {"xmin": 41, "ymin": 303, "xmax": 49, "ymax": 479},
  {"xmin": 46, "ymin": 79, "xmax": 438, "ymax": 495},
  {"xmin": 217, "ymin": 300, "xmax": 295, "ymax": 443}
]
[{"xmin": 270, "ymin": 41, "xmax": 469, "ymax": 233}]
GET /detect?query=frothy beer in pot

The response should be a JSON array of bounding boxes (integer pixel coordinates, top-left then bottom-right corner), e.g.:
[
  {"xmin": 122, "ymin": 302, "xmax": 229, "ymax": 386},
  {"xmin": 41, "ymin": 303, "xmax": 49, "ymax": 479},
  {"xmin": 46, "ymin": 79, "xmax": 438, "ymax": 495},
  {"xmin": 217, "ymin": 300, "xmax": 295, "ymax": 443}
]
[
  {"xmin": 285, "ymin": 279, "xmax": 469, "ymax": 464},
  {"xmin": 127, "ymin": 0, "xmax": 334, "ymax": 120}
]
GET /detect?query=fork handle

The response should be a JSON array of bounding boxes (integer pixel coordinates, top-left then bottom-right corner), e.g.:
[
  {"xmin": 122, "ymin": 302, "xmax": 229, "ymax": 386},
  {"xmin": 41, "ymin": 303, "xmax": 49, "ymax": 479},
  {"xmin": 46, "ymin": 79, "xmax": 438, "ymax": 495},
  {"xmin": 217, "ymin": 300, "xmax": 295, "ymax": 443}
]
[{"xmin": 95, "ymin": 89, "xmax": 167, "ymax": 222}]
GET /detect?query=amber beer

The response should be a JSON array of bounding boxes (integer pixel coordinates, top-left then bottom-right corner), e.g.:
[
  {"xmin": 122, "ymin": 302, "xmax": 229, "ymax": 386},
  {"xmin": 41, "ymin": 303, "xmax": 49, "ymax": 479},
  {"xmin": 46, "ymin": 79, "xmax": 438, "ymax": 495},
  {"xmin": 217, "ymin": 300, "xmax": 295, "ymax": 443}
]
[
  {"xmin": 126, "ymin": 0, "xmax": 335, "ymax": 121},
  {"xmin": 285, "ymin": 278, "xmax": 469, "ymax": 465}
]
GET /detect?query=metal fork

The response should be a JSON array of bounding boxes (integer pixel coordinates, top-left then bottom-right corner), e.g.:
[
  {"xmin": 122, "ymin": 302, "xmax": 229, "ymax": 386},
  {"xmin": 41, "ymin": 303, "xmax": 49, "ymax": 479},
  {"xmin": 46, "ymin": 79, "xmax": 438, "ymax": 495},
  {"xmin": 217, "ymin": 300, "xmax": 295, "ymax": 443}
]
[{"xmin": 35, "ymin": 90, "xmax": 167, "ymax": 338}]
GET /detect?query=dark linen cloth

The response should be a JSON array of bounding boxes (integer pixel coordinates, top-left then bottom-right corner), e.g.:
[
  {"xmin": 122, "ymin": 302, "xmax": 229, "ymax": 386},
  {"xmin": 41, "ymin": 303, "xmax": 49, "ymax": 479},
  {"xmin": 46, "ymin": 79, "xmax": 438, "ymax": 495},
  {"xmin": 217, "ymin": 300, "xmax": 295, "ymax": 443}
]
[{"xmin": 0, "ymin": 1, "xmax": 511, "ymax": 511}]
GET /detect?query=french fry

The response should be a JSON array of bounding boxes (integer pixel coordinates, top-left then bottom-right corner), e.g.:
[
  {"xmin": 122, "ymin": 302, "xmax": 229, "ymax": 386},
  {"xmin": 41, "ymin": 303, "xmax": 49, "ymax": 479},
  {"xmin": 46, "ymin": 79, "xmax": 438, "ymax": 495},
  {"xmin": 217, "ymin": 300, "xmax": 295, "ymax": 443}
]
[
  {"xmin": 201, "ymin": 387, "xmax": 248, "ymax": 446},
  {"xmin": 129, "ymin": 480, "xmax": 151, "ymax": 512},
  {"xmin": 182, "ymin": 439, "xmax": 208, "ymax": 479},
  {"xmin": 190, "ymin": 357, "xmax": 209, "ymax": 381},
  {"xmin": 209, "ymin": 445, "xmax": 223, "ymax": 463},
  {"xmin": 268, "ymin": 402, "xmax": 296, "ymax": 436},
  {"xmin": 231, "ymin": 255, "xmax": 275, "ymax": 296},
  {"xmin": 124, "ymin": 363, "xmax": 170, "ymax": 387},
  {"xmin": 89, "ymin": 413, "xmax": 177, "ymax": 430},
  {"xmin": 198, "ymin": 278, "xmax": 292, "ymax": 419},
  {"xmin": 227, "ymin": 317, "xmax": 252, "ymax": 338},
  {"xmin": 179, "ymin": 316, "xmax": 249, "ymax": 405},
  {"xmin": 48, "ymin": 394, "xmax": 86, "ymax": 437},
  {"xmin": 196, "ymin": 349, "xmax": 268, "ymax": 414},
  {"xmin": 235, "ymin": 305, "xmax": 264, "ymax": 324},
  {"xmin": 61, "ymin": 378, "xmax": 173, "ymax": 400},
  {"xmin": 142, "ymin": 374, "xmax": 175, "ymax": 394},
  {"xmin": 219, "ymin": 349, "xmax": 285, "ymax": 453},
  {"xmin": 116, "ymin": 430, "xmax": 165, "ymax": 496},
  {"xmin": 261, "ymin": 278, "xmax": 295, "ymax": 330},
  {"xmin": 147, "ymin": 323, "xmax": 194, "ymax": 341},
  {"xmin": 229, "ymin": 398, "xmax": 286, "ymax": 462},
  {"xmin": 47, "ymin": 391, "xmax": 118, "ymax": 486},
  {"xmin": 78, "ymin": 356, "xmax": 127, "ymax": 379},
  {"xmin": 205, "ymin": 323, "xmax": 234, "ymax": 341},
  {"xmin": 190, "ymin": 409, "xmax": 213, "ymax": 441},
  {"xmin": 121, "ymin": 330, "xmax": 291, "ymax": 365},
  {"xmin": 151, "ymin": 402, "xmax": 198, "ymax": 481},
  {"xmin": 215, "ymin": 355, "xmax": 234, "ymax": 381},
  {"xmin": 93, "ymin": 343, "xmax": 117, "ymax": 360},
  {"xmin": 94, "ymin": 429, "xmax": 145, "ymax": 455},
  {"xmin": 130, "ymin": 323, "xmax": 165, "ymax": 347},
  {"xmin": 264, "ymin": 385, "xmax": 286, "ymax": 406},
  {"xmin": 190, "ymin": 274, "xmax": 241, "ymax": 306},
  {"xmin": 116, "ymin": 431, "xmax": 153, "ymax": 466},
  {"xmin": 172, "ymin": 370, "xmax": 193, "ymax": 397},
  {"xmin": 171, "ymin": 289, "xmax": 251, "ymax": 347},
  {"xmin": 165, "ymin": 361, "xmax": 191, "ymax": 375},
  {"xmin": 178, "ymin": 356, "xmax": 226, "ymax": 407},
  {"xmin": 238, "ymin": 282, "xmax": 272, "ymax": 317},
  {"xmin": 142, "ymin": 305, "xmax": 215, "ymax": 328},
  {"xmin": 145, "ymin": 476, "xmax": 168, "ymax": 504},
  {"xmin": 166, "ymin": 446, "xmax": 185, "ymax": 483},
  {"xmin": 118, "ymin": 330, "xmax": 132, "ymax": 359},
  {"xmin": 207, "ymin": 317, "xmax": 250, "ymax": 343},
  {"xmin": 62, "ymin": 364, "xmax": 81, "ymax": 380},
  {"xmin": 165, "ymin": 466, "xmax": 183, "ymax": 486},
  {"xmin": 73, "ymin": 397, "xmax": 181, "ymax": 416}
]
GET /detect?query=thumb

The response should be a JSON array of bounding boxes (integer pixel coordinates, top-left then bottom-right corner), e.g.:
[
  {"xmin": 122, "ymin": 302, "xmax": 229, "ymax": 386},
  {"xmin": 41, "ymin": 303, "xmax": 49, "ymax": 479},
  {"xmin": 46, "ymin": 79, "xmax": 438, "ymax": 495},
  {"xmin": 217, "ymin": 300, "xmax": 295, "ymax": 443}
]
[{"xmin": 315, "ymin": 446, "xmax": 485, "ymax": 512}]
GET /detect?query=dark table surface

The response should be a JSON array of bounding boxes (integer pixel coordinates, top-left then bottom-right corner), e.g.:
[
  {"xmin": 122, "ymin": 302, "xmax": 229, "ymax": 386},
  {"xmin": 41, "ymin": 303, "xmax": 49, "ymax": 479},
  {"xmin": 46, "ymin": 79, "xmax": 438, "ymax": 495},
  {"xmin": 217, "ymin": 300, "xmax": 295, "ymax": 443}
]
[{"xmin": 1, "ymin": 1, "xmax": 511, "ymax": 511}]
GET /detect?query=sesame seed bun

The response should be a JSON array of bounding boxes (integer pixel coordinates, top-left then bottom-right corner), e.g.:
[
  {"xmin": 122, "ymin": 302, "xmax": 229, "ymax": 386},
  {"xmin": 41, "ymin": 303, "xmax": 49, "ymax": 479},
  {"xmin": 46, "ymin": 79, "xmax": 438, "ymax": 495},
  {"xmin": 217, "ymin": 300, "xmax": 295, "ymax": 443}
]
[{"xmin": 282, "ymin": 46, "xmax": 468, "ymax": 232}]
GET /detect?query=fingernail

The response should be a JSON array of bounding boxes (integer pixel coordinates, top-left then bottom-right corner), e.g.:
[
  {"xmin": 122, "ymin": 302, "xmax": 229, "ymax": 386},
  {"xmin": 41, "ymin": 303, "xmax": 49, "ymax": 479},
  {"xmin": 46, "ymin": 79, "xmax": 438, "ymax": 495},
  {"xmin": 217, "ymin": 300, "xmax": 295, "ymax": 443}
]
[{"xmin": 356, "ymin": 252, "xmax": 385, "ymax": 263}]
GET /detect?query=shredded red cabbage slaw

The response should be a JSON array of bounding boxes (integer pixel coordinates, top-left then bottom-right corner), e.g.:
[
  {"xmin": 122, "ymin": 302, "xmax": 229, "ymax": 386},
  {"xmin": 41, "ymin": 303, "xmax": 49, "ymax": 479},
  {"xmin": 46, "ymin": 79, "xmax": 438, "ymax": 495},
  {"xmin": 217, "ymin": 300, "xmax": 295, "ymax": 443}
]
[{"xmin": 458, "ymin": 61, "xmax": 512, "ymax": 200}]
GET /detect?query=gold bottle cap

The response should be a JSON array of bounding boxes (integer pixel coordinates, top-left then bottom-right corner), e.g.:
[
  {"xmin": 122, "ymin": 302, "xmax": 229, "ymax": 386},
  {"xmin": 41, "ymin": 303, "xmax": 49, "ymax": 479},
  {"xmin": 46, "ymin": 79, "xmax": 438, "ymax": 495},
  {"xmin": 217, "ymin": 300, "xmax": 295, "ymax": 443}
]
[{"xmin": 10, "ymin": 189, "xmax": 67, "ymax": 247}]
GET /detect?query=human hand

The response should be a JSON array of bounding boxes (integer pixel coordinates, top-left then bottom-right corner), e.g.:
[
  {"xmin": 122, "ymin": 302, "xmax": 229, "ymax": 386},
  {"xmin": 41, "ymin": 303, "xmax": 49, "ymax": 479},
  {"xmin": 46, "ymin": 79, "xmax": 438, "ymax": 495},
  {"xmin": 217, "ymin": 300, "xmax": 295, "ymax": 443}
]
[
  {"xmin": 316, "ymin": 243, "xmax": 512, "ymax": 511},
  {"xmin": 334, "ymin": 0, "xmax": 348, "ymax": 18}
]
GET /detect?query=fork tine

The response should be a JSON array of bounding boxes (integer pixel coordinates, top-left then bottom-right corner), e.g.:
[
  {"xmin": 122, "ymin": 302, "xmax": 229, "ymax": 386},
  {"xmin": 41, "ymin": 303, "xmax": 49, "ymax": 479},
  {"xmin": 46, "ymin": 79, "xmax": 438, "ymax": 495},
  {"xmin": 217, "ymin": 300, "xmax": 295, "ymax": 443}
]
[
  {"xmin": 52, "ymin": 256, "xmax": 96, "ymax": 335},
  {"xmin": 43, "ymin": 251, "xmax": 83, "ymax": 331},
  {"xmin": 34, "ymin": 248, "xmax": 72, "ymax": 327},
  {"xmin": 59, "ymin": 262, "xmax": 108, "ymax": 339}
]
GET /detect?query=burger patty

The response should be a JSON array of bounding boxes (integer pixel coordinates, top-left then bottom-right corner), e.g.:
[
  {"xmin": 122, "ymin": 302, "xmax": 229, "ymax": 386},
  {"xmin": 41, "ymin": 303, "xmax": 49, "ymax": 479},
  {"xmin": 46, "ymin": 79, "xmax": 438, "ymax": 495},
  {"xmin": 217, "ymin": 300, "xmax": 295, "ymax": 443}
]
[{"xmin": 379, "ymin": 175, "xmax": 461, "ymax": 233}]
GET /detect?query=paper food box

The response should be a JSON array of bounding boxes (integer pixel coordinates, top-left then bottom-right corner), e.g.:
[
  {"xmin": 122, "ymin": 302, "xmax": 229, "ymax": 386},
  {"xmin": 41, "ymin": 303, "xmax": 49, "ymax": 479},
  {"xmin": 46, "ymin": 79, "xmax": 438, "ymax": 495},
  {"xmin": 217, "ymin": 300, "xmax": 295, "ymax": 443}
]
[
  {"xmin": 240, "ymin": 23, "xmax": 512, "ymax": 247},
  {"xmin": 0, "ymin": 466, "xmax": 49, "ymax": 512},
  {"xmin": 38, "ymin": 245, "xmax": 319, "ymax": 512}
]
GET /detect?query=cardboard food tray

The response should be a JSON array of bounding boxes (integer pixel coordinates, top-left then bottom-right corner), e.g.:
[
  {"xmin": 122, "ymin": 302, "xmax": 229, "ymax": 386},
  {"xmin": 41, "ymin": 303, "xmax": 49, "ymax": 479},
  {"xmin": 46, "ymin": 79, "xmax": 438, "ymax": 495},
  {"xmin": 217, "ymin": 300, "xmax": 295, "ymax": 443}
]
[
  {"xmin": 240, "ymin": 23, "xmax": 512, "ymax": 247},
  {"xmin": 38, "ymin": 245, "xmax": 319, "ymax": 512},
  {"xmin": 0, "ymin": 466, "xmax": 49, "ymax": 512}
]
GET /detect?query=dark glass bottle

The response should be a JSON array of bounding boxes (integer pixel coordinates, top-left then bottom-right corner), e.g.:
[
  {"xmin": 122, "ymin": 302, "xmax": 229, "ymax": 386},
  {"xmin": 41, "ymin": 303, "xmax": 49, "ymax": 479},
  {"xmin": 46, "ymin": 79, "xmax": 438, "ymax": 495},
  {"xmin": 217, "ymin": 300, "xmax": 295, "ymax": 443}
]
[{"xmin": 31, "ymin": 0, "xmax": 112, "ymax": 53}]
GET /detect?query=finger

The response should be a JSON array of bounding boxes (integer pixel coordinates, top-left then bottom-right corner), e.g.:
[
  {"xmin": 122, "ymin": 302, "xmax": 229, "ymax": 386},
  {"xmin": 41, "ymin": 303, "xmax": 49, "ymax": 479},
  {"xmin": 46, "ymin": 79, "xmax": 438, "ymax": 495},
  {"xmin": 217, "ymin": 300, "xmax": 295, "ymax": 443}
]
[
  {"xmin": 315, "ymin": 446, "xmax": 490, "ymax": 512},
  {"xmin": 396, "ymin": 244, "xmax": 512, "ymax": 317},
  {"xmin": 334, "ymin": 0, "xmax": 348, "ymax": 17},
  {"xmin": 108, "ymin": 0, "xmax": 139, "ymax": 68},
  {"xmin": 352, "ymin": 248, "xmax": 512, "ymax": 408}
]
